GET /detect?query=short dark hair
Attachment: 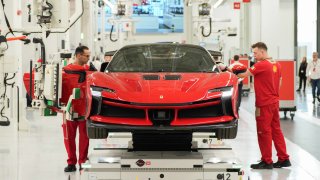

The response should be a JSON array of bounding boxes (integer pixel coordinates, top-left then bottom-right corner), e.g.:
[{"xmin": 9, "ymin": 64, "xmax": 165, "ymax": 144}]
[
  {"xmin": 251, "ymin": 42, "xmax": 268, "ymax": 51},
  {"xmin": 234, "ymin": 55, "xmax": 239, "ymax": 61},
  {"xmin": 75, "ymin": 46, "xmax": 89, "ymax": 56}
]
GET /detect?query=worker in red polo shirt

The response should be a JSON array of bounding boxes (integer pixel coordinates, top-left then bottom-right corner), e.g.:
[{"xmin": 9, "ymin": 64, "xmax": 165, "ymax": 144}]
[
  {"xmin": 237, "ymin": 42, "xmax": 291, "ymax": 169},
  {"xmin": 62, "ymin": 46, "xmax": 91, "ymax": 172}
]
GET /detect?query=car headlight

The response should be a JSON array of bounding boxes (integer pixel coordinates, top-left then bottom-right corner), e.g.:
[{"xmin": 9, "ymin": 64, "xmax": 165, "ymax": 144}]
[
  {"xmin": 90, "ymin": 86, "xmax": 116, "ymax": 97},
  {"xmin": 208, "ymin": 86, "xmax": 233, "ymax": 98}
]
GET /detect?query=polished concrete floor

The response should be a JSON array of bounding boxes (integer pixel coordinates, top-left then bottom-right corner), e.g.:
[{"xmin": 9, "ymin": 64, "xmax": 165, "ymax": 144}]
[{"xmin": 0, "ymin": 87, "xmax": 320, "ymax": 180}]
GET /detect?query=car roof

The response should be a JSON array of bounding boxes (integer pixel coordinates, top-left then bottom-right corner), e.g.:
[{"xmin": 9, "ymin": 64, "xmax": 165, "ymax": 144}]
[{"xmin": 119, "ymin": 43, "xmax": 207, "ymax": 51}]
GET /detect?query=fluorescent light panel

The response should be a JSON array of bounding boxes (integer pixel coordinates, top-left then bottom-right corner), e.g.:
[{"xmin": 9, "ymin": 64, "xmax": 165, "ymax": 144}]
[{"xmin": 213, "ymin": 0, "xmax": 225, "ymax": 8}]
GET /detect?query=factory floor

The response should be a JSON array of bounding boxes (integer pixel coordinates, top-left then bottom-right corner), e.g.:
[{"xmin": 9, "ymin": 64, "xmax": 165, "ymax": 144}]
[{"xmin": 0, "ymin": 87, "xmax": 319, "ymax": 180}]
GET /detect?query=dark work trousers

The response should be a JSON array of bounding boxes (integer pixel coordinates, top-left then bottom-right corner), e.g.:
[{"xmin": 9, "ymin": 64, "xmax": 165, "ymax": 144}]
[
  {"xmin": 310, "ymin": 79, "xmax": 320, "ymax": 99},
  {"xmin": 298, "ymin": 76, "xmax": 307, "ymax": 90}
]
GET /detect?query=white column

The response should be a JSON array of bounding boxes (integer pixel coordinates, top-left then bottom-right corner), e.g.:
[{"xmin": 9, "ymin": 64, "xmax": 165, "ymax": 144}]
[{"xmin": 251, "ymin": 0, "xmax": 294, "ymax": 59}]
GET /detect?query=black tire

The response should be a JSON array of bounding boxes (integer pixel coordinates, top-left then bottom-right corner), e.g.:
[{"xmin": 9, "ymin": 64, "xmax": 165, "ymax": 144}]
[
  {"xmin": 215, "ymin": 123, "xmax": 238, "ymax": 139},
  {"xmin": 87, "ymin": 126, "xmax": 109, "ymax": 139}
]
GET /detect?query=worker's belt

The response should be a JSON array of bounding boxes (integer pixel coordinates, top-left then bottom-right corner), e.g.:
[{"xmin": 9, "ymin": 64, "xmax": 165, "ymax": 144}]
[
  {"xmin": 73, "ymin": 116, "xmax": 86, "ymax": 121},
  {"xmin": 66, "ymin": 115, "xmax": 86, "ymax": 121}
]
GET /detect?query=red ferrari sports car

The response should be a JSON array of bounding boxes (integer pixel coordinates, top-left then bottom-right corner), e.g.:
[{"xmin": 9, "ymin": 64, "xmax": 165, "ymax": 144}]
[{"xmin": 86, "ymin": 43, "xmax": 241, "ymax": 146}]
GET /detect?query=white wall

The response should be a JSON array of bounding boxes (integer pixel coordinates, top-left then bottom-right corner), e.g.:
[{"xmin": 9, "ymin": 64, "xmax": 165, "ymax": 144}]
[
  {"xmin": 209, "ymin": 1, "xmax": 241, "ymax": 62},
  {"xmin": 250, "ymin": 0, "xmax": 294, "ymax": 59},
  {"xmin": 297, "ymin": 0, "xmax": 317, "ymax": 59}
]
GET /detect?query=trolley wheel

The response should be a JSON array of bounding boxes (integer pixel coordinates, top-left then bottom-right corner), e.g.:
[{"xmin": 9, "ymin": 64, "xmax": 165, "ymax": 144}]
[{"xmin": 290, "ymin": 112, "xmax": 295, "ymax": 120}]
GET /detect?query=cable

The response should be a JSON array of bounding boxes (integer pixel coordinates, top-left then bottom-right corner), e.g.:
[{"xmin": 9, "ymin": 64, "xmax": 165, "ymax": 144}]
[
  {"xmin": 201, "ymin": 18, "xmax": 212, "ymax": 37},
  {"xmin": 0, "ymin": 0, "xmax": 15, "ymax": 36},
  {"xmin": 0, "ymin": 72, "xmax": 16, "ymax": 126},
  {"xmin": 3, "ymin": 0, "xmax": 84, "ymax": 35},
  {"xmin": 0, "ymin": 106, "xmax": 10, "ymax": 126},
  {"xmin": 110, "ymin": 25, "xmax": 118, "ymax": 42},
  {"xmin": 0, "ymin": 35, "xmax": 9, "ymax": 51}
]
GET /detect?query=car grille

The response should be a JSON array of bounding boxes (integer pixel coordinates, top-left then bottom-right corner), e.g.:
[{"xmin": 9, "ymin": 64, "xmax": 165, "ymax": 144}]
[
  {"xmin": 177, "ymin": 104, "xmax": 224, "ymax": 118},
  {"xmin": 100, "ymin": 104, "xmax": 145, "ymax": 118}
]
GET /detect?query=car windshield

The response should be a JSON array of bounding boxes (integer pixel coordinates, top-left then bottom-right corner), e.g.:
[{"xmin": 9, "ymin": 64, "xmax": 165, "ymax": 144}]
[{"xmin": 107, "ymin": 44, "xmax": 218, "ymax": 73}]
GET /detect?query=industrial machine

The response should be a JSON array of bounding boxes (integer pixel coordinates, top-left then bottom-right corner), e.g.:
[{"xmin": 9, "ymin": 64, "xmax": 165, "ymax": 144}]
[
  {"xmin": 100, "ymin": 0, "xmax": 136, "ymax": 43},
  {"xmin": 0, "ymin": 35, "xmax": 29, "ymax": 126},
  {"xmin": 0, "ymin": 0, "xmax": 84, "ymax": 126},
  {"xmin": 187, "ymin": 0, "xmax": 237, "ymax": 51},
  {"xmin": 27, "ymin": 0, "xmax": 83, "ymax": 109}
]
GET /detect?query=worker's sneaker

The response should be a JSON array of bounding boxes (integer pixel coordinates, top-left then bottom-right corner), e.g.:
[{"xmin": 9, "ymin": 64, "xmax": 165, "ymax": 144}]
[
  {"xmin": 79, "ymin": 165, "xmax": 83, "ymax": 171},
  {"xmin": 250, "ymin": 161, "xmax": 273, "ymax": 169},
  {"xmin": 64, "ymin": 164, "xmax": 76, "ymax": 172},
  {"xmin": 273, "ymin": 159, "xmax": 291, "ymax": 168}
]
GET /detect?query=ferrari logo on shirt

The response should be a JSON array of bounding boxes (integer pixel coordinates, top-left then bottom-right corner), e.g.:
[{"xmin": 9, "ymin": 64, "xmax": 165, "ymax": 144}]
[
  {"xmin": 160, "ymin": 95, "xmax": 164, "ymax": 99},
  {"xmin": 273, "ymin": 65, "xmax": 277, "ymax": 72},
  {"xmin": 250, "ymin": 66, "xmax": 255, "ymax": 71}
]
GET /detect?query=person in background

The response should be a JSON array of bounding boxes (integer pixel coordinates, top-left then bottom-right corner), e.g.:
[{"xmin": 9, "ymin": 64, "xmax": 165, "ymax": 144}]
[
  {"xmin": 296, "ymin": 57, "xmax": 308, "ymax": 92},
  {"xmin": 306, "ymin": 52, "xmax": 320, "ymax": 104},
  {"xmin": 91, "ymin": 56, "xmax": 101, "ymax": 72},
  {"xmin": 228, "ymin": 55, "xmax": 244, "ymax": 109},
  {"xmin": 237, "ymin": 42, "xmax": 291, "ymax": 169},
  {"xmin": 100, "ymin": 51, "xmax": 114, "ymax": 72}
]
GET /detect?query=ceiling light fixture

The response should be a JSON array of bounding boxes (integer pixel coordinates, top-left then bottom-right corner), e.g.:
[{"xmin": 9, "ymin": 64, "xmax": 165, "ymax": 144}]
[{"xmin": 213, "ymin": 0, "xmax": 225, "ymax": 8}]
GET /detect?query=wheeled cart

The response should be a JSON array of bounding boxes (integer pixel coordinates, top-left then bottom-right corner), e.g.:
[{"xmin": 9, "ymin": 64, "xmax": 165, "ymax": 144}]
[{"xmin": 81, "ymin": 133, "xmax": 243, "ymax": 180}]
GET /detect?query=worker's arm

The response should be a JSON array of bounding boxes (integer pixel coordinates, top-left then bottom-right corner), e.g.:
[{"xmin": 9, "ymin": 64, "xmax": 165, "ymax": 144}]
[
  {"xmin": 237, "ymin": 69, "xmax": 252, "ymax": 78},
  {"xmin": 226, "ymin": 67, "xmax": 233, "ymax": 72}
]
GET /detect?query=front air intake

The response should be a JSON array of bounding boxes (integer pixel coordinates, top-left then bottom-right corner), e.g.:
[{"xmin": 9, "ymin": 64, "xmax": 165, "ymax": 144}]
[
  {"xmin": 164, "ymin": 75, "xmax": 181, "ymax": 80},
  {"xmin": 143, "ymin": 75, "xmax": 160, "ymax": 80}
]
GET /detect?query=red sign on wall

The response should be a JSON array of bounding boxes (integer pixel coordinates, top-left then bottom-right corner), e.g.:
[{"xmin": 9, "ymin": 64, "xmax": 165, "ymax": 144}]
[
  {"xmin": 234, "ymin": 2, "xmax": 241, "ymax": 9},
  {"xmin": 243, "ymin": 0, "xmax": 251, "ymax": 3}
]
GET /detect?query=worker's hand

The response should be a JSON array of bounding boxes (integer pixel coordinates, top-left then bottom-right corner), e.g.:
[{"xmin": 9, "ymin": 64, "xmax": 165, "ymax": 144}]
[{"xmin": 307, "ymin": 76, "xmax": 311, "ymax": 83}]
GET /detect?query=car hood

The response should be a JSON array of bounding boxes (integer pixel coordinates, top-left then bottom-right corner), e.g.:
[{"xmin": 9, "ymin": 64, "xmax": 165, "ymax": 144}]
[{"xmin": 87, "ymin": 72, "xmax": 236, "ymax": 103}]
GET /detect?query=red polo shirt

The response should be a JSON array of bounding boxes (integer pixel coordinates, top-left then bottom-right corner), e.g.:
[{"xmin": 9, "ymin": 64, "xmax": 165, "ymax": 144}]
[
  {"xmin": 249, "ymin": 59, "xmax": 281, "ymax": 107},
  {"xmin": 61, "ymin": 64, "xmax": 90, "ymax": 117}
]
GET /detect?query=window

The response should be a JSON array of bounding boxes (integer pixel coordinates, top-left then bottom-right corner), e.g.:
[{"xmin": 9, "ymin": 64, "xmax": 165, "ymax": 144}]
[{"xmin": 98, "ymin": 0, "xmax": 184, "ymax": 34}]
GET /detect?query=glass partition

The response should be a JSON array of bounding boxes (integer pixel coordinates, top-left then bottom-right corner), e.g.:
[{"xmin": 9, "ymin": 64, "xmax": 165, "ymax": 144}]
[{"xmin": 98, "ymin": 0, "xmax": 184, "ymax": 34}]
